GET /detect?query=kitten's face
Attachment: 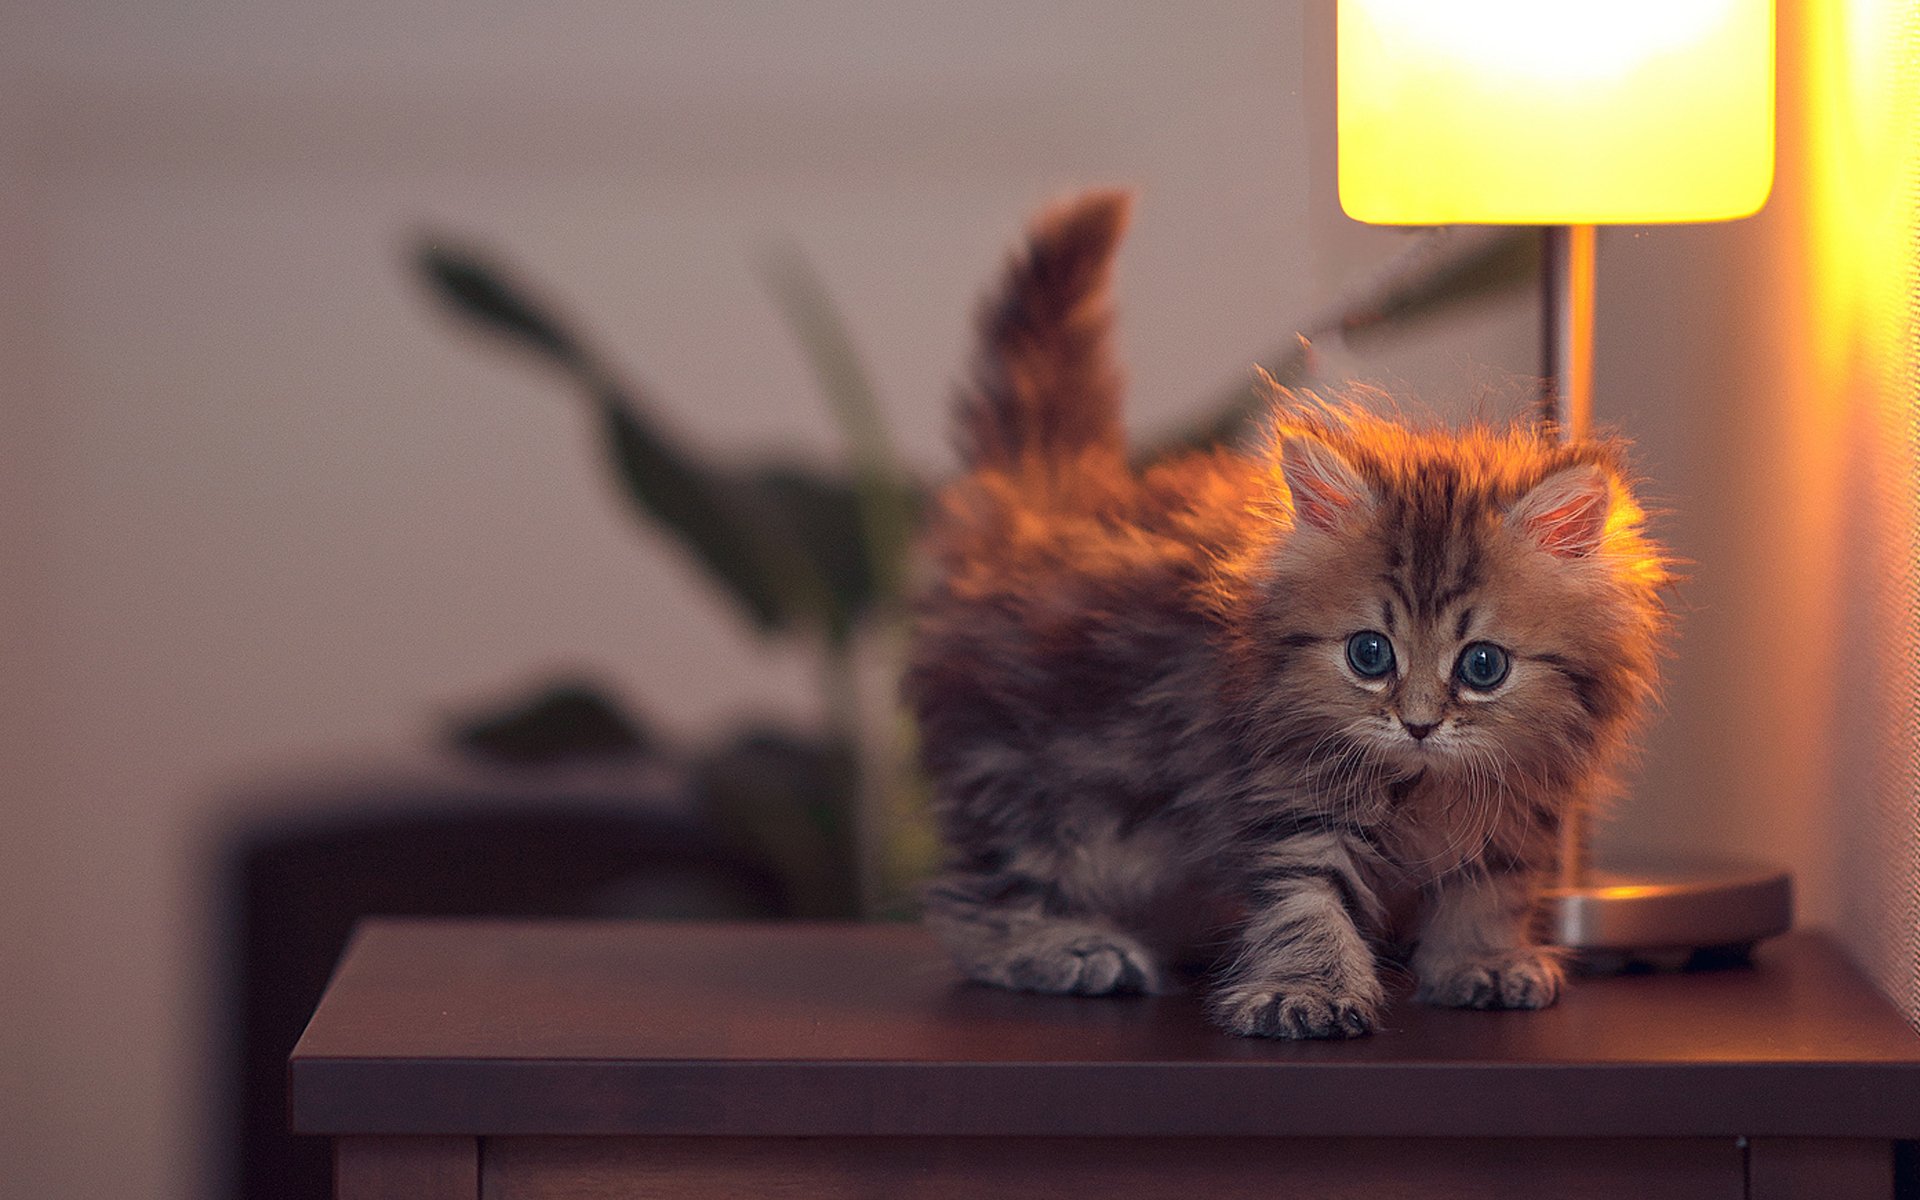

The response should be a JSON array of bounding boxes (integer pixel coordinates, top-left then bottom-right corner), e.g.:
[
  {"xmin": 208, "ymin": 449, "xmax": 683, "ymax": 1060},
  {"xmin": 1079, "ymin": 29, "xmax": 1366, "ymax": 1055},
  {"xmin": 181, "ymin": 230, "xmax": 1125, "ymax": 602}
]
[
  {"xmin": 1317, "ymin": 529, "xmax": 1603, "ymax": 783},
  {"xmin": 1250, "ymin": 426, "xmax": 1660, "ymax": 797}
]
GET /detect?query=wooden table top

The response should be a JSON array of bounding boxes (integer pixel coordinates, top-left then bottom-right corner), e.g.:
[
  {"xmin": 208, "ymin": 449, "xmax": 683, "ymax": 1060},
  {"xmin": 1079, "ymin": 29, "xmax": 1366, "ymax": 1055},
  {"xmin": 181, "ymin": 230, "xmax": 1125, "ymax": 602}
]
[{"xmin": 290, "ymin": 920, "xmax": 1920, "ymax": 1140}]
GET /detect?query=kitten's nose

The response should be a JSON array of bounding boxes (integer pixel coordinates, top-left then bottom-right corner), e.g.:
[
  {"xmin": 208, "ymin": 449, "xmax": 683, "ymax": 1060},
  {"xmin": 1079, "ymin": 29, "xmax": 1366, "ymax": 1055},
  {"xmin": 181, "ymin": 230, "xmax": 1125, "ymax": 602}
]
[{"xmin": 1401, "ymin": 719, "xmax": 1437, "ymax": 741}]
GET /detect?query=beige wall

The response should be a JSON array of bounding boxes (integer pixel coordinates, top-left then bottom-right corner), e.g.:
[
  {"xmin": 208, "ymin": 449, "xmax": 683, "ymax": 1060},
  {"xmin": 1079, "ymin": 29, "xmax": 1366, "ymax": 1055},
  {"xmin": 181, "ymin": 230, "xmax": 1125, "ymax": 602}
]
[{"xmin": 9, "ymin": 2, "xmax": 1898, "ymax": 1197}]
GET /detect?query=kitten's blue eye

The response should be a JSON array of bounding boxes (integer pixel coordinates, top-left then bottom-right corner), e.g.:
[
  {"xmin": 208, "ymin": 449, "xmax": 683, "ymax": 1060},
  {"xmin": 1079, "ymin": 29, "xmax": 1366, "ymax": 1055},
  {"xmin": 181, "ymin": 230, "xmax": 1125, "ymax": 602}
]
[
  {"xmin": 1457, "ymin": 642, "xmax": 1511, "ymax": 690},
  {"xmin": 1345, "ymin": 631, "xmax": 1395, "ymax": 678}
]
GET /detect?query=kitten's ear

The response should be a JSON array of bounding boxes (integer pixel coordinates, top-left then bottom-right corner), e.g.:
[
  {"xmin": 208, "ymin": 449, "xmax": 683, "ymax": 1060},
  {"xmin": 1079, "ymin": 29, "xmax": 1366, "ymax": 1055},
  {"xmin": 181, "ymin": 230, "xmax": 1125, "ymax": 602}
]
[
  {"xmin": 1279, "ymin": 433, "xmax": 1373, "ymax": 534},
  {"xmin": 1510, "ymin": 464, "xmax": 1612, "ymax": 558}
]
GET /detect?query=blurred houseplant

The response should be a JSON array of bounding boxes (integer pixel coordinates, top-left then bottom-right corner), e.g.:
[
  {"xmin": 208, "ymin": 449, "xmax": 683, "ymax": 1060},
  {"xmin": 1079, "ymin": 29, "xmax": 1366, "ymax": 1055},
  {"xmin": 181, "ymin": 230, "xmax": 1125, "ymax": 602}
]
[{"xmin": 415, "ymin": 220, "xmax": 1537, "ymax": 918}]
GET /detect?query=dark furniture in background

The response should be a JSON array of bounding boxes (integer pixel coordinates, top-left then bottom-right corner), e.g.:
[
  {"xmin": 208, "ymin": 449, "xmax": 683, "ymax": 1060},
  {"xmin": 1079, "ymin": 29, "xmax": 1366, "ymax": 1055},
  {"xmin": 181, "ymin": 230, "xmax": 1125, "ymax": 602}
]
[
  {"xmin": 227, "ymin": 804, "xmax": 787, "ymax": 1200},
  {"xmin": 291, "ymin": 921, "xmax": 1920, "ymax": 1198}
]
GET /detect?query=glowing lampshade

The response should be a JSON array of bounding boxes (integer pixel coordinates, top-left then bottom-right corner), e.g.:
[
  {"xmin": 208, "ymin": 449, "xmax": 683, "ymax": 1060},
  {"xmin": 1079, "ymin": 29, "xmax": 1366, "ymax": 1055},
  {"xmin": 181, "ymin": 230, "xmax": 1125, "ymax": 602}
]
[{"xmin": 1338, "ymin": 1, "xmax": 1776, "ymax": 225}]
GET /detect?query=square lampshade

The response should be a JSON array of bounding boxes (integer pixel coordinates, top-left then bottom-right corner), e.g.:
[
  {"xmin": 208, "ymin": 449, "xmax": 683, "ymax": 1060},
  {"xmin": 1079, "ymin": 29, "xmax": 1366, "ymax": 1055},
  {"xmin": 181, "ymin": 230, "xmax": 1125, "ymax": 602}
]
[{"xmin": 1338, "ymin": 1, "xmax": 1775, "ymax": 225}]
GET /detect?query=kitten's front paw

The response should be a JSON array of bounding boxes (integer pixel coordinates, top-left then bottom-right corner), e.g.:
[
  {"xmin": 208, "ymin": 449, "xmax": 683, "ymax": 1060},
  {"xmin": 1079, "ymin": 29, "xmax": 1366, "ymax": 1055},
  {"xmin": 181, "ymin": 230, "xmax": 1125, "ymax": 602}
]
[
  {"xmin": 1417, "ymin": 949, "xmax": 1564, "ymax": 1010},
  {"xmin": 996, "ymin": 931, "xmax": 1165, "ymax": 996},
  {"xmin": 1209, "ymin": 982, "xmax": 1377, "ymax": 1039}
]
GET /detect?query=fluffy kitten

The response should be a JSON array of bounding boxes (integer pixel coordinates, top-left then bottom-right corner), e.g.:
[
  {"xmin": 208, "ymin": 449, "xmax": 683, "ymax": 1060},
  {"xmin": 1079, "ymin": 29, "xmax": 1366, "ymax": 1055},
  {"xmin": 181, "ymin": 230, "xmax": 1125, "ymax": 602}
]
[{"xmin": 905, "ymin": 191, "xmax": 1669, "ymax": 1038}]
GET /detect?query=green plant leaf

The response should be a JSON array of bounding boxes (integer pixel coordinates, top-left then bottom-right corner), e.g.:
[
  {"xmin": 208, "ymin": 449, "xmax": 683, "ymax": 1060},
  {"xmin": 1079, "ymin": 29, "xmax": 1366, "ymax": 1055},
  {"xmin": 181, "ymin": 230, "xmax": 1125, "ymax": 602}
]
[
  {"xmin": 448, "ymin": 677, "xmax": 653, "ymax": 764},
  {"xmin": 591, "ymin": 390, "xmax": 804, "ymax": 633},
  {"xmin": 418, "ymin": 238, "xmax": 594, "ymax": 371},
  {"xmin": 731, "ymin": 465, "xmax": 926, "ymax": 635},
  {"xmin": 692, "ymin": 726, "xmax": 863, "ymax": 918},
  {"xmin": 415, "ymin": 234, "xmax": 847, "ymax": 638},
  {"xmin": 755, "ymin": 245, "xmax": 916, "ymax": 608}
]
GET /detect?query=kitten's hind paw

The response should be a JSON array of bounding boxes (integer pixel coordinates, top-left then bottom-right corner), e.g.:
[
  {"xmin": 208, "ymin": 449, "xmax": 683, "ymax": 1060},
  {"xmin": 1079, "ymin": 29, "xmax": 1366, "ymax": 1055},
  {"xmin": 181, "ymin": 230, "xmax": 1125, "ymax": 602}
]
[
  {"xmin": 989, "ymin": 929, "xmax": 1165, "ymax": 996},
  {"xmin": 1417, "ymin": 950, "xmax": 1564, "ymax": 1010},
  {"xmin": 1210, "ymin": 982, "xmax": 1377, "ymax": 1039}
]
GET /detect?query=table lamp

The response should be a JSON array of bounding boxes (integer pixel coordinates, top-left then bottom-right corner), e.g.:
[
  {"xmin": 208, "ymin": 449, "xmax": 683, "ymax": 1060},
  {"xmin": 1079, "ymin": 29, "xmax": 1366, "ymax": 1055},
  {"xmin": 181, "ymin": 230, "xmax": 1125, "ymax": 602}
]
[{"xmin": 1336, "ymin": 0, "xmax": 1793, "ymax": 960}]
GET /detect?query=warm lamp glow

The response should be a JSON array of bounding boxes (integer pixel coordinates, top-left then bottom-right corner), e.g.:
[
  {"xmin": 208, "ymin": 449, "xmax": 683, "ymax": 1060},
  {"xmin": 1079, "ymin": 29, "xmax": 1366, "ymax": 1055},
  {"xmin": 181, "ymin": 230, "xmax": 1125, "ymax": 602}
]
[{"xmin": 1338, "ymin": 0, "xmax": 1776, "ymax": 225}]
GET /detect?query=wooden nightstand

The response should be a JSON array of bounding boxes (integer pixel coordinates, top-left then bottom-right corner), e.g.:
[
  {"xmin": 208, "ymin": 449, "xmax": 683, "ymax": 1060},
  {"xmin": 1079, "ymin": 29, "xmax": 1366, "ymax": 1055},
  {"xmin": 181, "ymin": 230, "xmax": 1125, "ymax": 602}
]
[{"xmin": 291, "ymin": 921, "xmax": 1920, "ymax": 1198}]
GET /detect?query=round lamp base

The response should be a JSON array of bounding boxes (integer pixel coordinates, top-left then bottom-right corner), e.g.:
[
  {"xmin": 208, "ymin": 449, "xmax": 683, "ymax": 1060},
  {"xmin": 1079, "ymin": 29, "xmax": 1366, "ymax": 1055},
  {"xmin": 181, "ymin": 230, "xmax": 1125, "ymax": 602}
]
[{"xmin": 1539, "ymin": 860, "xmax": 1793, "ymax": 970}]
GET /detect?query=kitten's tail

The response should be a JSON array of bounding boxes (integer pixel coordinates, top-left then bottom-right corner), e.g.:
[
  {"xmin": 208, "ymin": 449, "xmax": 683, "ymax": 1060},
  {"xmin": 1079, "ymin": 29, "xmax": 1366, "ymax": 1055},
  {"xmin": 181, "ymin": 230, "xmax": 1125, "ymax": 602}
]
[{"xmin": 957, "ymin": 189, "xmax": 1130, "ymax": 473}]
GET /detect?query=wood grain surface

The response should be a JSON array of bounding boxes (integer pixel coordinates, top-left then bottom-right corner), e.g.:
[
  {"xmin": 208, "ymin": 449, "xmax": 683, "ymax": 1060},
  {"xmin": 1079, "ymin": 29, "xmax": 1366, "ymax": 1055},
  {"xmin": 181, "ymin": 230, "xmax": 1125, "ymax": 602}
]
[{"xmin": 290, "ymin": 922, "xmax": 1920, "ymax": 1140}]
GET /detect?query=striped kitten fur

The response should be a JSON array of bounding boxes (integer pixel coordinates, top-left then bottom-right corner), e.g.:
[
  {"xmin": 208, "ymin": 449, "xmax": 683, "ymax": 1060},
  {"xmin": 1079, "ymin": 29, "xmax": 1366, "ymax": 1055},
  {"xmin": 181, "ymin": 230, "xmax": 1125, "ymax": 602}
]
[{"xmin": 905, "ymin": 190, "xmax": 1670, "ymax": 1038}]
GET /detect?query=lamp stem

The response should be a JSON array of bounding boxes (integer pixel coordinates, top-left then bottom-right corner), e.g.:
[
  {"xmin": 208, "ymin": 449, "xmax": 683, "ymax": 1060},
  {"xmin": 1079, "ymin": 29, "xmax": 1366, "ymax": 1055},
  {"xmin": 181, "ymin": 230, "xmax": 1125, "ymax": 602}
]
[
  {"xmin": 1542, "ymin": 223, "xmax": 1597, "ymax": 889},
  {"xmin": 1540, "ymin": 224, "xmax": 1596, "ymax": 438}
]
